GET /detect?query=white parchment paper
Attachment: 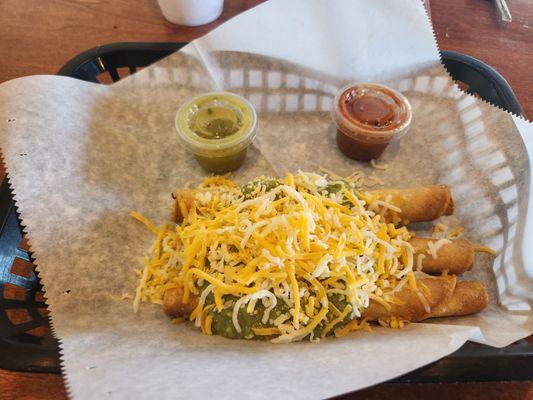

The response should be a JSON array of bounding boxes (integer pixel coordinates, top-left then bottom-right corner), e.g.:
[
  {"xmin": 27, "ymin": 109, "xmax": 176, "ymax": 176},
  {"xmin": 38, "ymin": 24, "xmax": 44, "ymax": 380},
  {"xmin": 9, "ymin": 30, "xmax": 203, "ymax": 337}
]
[{"xmin": 0, "ymin": 0, "xmax": 532, "ymax": 398}]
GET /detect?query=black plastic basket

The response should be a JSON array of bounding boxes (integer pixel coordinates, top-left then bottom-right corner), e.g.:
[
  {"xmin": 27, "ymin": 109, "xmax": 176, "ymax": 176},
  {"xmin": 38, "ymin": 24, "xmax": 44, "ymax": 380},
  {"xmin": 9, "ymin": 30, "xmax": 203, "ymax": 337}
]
[{"xmin": 1, "ymin": 42, "xmax": 531, "ymax": 380}]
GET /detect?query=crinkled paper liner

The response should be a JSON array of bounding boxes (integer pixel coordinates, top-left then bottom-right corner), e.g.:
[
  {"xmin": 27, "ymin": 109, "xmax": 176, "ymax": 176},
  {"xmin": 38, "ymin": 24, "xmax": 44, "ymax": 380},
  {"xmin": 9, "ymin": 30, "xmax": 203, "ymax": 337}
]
[{"xmin": 0, "ymin": 1, "xmax": 531, "ymax": 399}]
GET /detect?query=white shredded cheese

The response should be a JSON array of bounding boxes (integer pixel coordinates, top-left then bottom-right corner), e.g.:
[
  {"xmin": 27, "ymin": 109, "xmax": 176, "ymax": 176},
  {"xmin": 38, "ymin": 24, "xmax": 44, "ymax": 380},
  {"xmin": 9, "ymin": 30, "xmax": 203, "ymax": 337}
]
[
  {"xmin": 427, "ymin": 239, "xmax": 452, "ymax": 259},
  {"xmin": 370, "ymin": 159, "xmax": 388, "ymax": 170}
]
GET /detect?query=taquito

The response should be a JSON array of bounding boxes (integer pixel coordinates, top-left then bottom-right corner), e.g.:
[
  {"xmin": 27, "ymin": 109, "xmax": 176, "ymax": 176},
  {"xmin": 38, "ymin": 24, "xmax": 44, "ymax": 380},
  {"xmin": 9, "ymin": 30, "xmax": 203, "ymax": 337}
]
[
  {"xmin": 173, "ymin": 189, "xmax": 472, "ymax": 275},
  {"xmin": 362, "ymin": 276, "xmax": 488, "ymax": 322},
  {"xmin": 163, "ymin": 286, "xmax": 198, "ymax": 318},
  {"xmin": 411, "ymin": 237, "xmax": 474, "ymax": 275},
  {"xmin": 172, "ymin": 189, "xmax": 196, "ymax": 224},
  {"xmin": 174, "ymin": 184, "xmax": 455, "ymax": 225},
  {"xmin": 369, "ymin": 185, "xmax": 455, "ymax": 224},
  {"xmin": 164, "ymin": 276, "xmax": 489, "ymax": 322},
  {"xmin": 431, "ymin": 280, "xmax": 489, "ymax": 318}
]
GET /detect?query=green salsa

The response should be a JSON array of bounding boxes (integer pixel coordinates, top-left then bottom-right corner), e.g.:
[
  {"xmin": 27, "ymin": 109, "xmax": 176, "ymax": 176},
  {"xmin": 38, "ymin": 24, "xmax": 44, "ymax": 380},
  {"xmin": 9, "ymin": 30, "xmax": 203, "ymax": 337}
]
[
  {"xmin": 190, "ymin": 176, "xmax": 366, "ymax": 340},
  {"xmin": 241, "ymin": 178, "xmax": 282, "ymax": 200},
  {"xmin": 194, "ymin": 151, "xmax": 247, "ymax": 174},
  {"xmin": 203, "ymin": 291, "xmax": 354, "ymax": 341},
  {"xmin": 176, "ymin": 92, "xmax": 257, "ymax": 174},
  {"xmin": 193, "ymin": 106, "xmax": 242, "ymax": 139}
]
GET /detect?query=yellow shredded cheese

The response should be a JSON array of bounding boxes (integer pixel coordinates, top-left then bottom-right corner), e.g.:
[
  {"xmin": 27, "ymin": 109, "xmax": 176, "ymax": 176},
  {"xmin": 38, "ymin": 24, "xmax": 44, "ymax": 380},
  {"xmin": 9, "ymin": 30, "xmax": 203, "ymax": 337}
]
[
  {"xmin": 204, "ymin": 314, "xmax": 214, "ymax": 335},
  {"xmin": 252, "ymin": 327, "xmax": 281, "ymax": 336},
  {"xmin": 131, "ymin": 211, "xmax": 159, "ymax": 235},
  {"xmin": 448, "ymin": 227, "xmax": 464, "ymax": 239},
  {"xmin": 334, "ymin": 318, "xmax": 371, "ymax": 338},
  {"xmin": 321, "ymin": 305, "xmax": 352, "ymax": 337},
  {"xmin": 378, "ymin": 316, "xmax": 406, "ymax": 329},
  {"xmin": 474, "ymin": 245, "xmax": 497, "ymax": 255}
]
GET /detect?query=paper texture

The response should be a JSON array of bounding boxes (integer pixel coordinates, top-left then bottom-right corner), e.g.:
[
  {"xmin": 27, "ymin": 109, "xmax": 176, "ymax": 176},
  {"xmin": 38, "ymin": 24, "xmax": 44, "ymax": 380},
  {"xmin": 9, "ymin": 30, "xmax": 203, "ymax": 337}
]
[{"xmin": 0, "ymin": 0, "xmax": 531, "ymax": 398}]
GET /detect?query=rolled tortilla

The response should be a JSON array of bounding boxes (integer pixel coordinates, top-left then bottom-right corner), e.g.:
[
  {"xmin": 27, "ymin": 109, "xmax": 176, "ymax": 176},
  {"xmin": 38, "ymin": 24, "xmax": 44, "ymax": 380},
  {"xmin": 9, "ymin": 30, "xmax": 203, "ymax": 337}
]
[
  {"xmin": 172, "ymin": 189, "xmax": 197, "ymax": 223},
  {"xmin": 362, "ymin": 275, "xmax": 457, "ymax": 322},
  {"xmin": 174, "ymin": 184, "xmax": 454, "ymax": 225},
  {"xmin": 164, "ymin": 275, "xmax": 487, "ymax": 323},
  {"xmin": 163, "ymin": 287, "xmax": 198, "ymax": 318},
  {"xmin": 363, "ymin": 277, "xmax": 488, "ymax": 322},
  {"xmin": 431, "ymin": 280, "xmax": 489, "ymax": 318},
  {"xmin": 369, "ymin": 185, "xmax": 455, "ymax": 224},
  {"xmin": 410, "ymin": 237, "xmax": 474, "ymax": 275}
]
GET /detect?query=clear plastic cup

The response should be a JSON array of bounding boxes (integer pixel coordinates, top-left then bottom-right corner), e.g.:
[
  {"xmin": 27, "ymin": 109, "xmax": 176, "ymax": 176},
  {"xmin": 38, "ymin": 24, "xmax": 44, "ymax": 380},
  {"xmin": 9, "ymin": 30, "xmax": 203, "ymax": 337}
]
[
  {"xmin": 175, "ymin": 92, "xmax": 257, "ymax": 173},
  {"xmin": 331, "ymin": 83, "xmax": 412, "ymax": 161}
]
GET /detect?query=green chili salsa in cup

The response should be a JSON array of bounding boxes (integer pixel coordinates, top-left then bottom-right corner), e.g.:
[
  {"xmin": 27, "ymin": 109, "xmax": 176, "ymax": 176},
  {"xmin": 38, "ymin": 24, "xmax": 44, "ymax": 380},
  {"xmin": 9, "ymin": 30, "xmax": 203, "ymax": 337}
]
[{"xmin": 176, "ymin": 92, "xmax": 257, "ymax": 173}]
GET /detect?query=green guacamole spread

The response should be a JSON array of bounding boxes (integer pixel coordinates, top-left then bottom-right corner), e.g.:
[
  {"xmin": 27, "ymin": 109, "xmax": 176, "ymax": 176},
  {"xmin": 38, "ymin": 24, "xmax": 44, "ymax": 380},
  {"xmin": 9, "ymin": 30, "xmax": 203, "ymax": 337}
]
[{"xmin": 201, "ymin": 177, "xmax": 358, "ymax": 340}]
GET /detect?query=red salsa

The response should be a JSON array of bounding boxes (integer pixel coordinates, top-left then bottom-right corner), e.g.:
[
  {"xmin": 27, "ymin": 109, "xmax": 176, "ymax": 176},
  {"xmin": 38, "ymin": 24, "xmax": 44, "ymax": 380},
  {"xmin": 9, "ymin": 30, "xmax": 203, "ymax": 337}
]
[
  {"xmin": 332, "ymin": 83, "xmax": 412, "ymax": 161},
  {"xmin": 336, "ymin": 129, "xmax": 390, "ymax": 161}
]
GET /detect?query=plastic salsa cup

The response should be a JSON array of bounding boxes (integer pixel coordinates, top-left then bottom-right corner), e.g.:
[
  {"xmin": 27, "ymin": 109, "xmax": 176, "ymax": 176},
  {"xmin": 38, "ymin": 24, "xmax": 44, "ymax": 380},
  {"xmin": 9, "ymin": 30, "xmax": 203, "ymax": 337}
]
[
  {"xmin": 331, "ymin": 83, "xmax": 412, "ymax": 161},
  {"xmin": 176, "ymin": 91, "xmax": 257, "ymax": 173}
]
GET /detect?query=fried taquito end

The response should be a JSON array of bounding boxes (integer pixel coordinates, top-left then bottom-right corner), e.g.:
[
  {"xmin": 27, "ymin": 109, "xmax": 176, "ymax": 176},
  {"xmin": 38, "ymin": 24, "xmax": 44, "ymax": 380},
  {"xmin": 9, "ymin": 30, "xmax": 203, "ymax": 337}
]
[
  {"xmin": 431, "ymin": 281, "xmax": 489, "ymax": 318},
  {"xmin": 172, "ymin": 189, "xmax": 197, "ymax": 223},
  {"xmin": 163, "ymin": 286, "xmax": 198, "ymax": 318},
  {"xmin": 369, "ymin": 185, "xmax": 455, "ymax": 224},
  {"xmin": 363, "ymin": 276, "xmax": 488, "ymax": 322},
  {"xmin": 362, "ymin": 275, "xmax": 457, "ymax": 322},
  {"xmin": 410, "ymin": 237, "xmax": 474, "ymax": 275}
]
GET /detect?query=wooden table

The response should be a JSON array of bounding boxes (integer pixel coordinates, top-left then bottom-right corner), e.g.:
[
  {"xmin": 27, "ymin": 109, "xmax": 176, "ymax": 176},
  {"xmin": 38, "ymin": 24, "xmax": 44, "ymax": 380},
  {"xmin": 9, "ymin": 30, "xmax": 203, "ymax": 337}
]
[{"xmin": 0, "ymin": 1, "xmax": 531, "ymax": 399}]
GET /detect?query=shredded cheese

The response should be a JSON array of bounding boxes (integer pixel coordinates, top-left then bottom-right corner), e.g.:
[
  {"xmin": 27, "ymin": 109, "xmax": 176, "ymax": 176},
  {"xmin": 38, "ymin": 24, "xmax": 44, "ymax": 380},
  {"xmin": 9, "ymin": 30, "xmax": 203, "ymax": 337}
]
[
  {"xmin": 253, "ymin": 327, "xmax": 281, "ymax": 336},
  {"xmin": 416, "ymin": 290, "xmax": 431, "ymax": 314},
  {"xmin": 448, "ymin": 227, "xmax": 464, "ymax": 239},
  {"xmin": 131, "ymin": 211, "xmax": 159, "ymax": 235},
  {"xmin": 318, "ymin": 166, "xmax": 385, "ymax": 189},
  {"xmin": 370, "ymin": 159, "xmax": 388, "ymax": 170},
  {"xmin": 416, "ymin": 254, "xmax": 426, "ymax": 272},
  {"xmin": 334, "ymin": 318, "xmax": 370, "ymax": 337},
  {"xmin": 133, "ymin": 172, "xmax": 416, "ymax": 342},
  {"xmin": 426, "ymin": 239, "xmax": 452, "ymax": 259},
  {"xmin": 378, "ymin": 316, "xmax": 406, "ymax": 329},
  {"xmin": 321, "ymin": 305, "xmax": 352, "ymax": 337},
  {"xmin": 432, "ymin": 223, "xmax": 465, "ymax": 240},
  {"xmin": 474, "ymin": 245, "xmax": 497, "ymax": 255}
]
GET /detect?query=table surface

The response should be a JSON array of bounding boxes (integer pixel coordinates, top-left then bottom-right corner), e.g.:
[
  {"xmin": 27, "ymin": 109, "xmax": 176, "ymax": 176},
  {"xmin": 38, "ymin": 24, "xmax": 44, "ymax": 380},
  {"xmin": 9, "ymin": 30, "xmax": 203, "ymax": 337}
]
[{"xmin": 0, "ymin": 0, "xmax": 532, "ymax": 399}]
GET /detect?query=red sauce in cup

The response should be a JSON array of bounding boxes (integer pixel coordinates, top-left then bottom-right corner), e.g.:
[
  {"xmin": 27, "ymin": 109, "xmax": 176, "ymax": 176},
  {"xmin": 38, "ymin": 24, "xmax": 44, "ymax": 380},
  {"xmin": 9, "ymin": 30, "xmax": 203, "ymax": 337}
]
[
  {"xmin": 346, "ymin": 95, "xmax": 396, "ymax": 126},
  {"xmin": 336, "ymin": 128, "xmax": 390, "ymax": 161},
  {"xmin": 332, "ymin": 83, "xmax": 412, "ymax": 161}
]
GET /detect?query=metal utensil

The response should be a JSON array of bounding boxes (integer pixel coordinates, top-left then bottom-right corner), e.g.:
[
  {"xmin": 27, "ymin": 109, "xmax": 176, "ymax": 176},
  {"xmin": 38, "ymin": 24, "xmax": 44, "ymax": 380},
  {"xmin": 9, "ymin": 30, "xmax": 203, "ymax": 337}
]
[{"xmin": 493, "ymin": 0, "xmax": 512, "ymax": 23}]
